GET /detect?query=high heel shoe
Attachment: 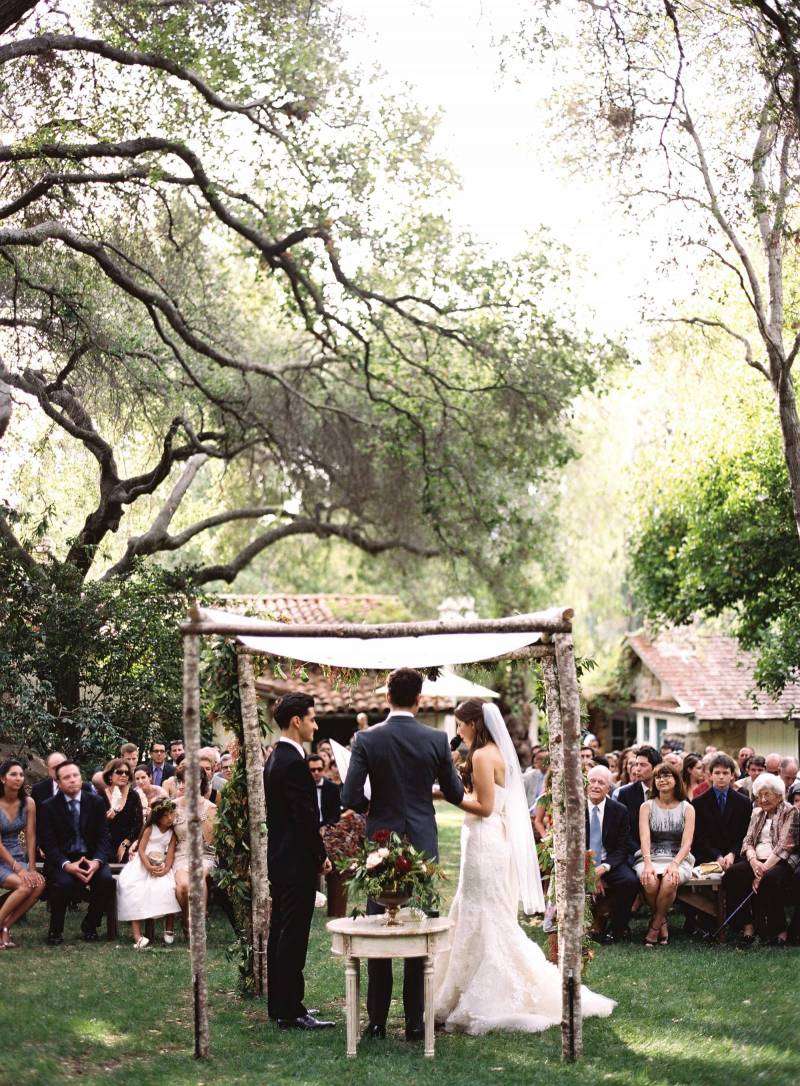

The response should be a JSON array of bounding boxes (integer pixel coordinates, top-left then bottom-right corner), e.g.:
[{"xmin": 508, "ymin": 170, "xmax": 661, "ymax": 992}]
[
  {"xmin": 658, "ymin": 921, "xmax": 669, "ymax": 946},
  {"xmin": 0, "ymin": 927, "xmax": 15, "ymax": 948},
  {"xmin": 644, "ymin": 925, "xmax": 660, "ymax": 947}
]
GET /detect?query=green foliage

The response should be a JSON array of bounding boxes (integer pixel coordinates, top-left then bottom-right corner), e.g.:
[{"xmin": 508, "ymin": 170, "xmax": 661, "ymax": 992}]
[
  {"xmin": 629, "ymin": 426, "xmax": 800, "ymax": 695},
  {"xmin": 0, "ymin": 525, "xmax": 187, "ymax": 765},
  {"xmin": 337, "ymin": 829, "xmax": 443, "ymax": 918},
  {"xmin": 206, "ymin": 638, "xmax": 267, "ymax": 996}
]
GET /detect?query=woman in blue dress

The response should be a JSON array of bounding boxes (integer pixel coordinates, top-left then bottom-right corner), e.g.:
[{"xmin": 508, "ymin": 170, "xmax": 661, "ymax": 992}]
[{"xmin": 0, "ymin": 760, "xmax": 45, "ymax": 947}]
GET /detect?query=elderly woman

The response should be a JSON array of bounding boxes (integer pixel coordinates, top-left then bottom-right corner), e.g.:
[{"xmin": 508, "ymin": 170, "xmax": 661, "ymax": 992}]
[{"xmin": 722, "ymin": 772, "xmax": 800, "ymax": 947}]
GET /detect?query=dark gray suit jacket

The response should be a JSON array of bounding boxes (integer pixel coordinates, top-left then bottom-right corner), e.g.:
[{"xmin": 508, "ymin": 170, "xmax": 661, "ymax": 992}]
[{"xmin": 340, "ymin": 713, "xmax": 464, "ymax": 860}]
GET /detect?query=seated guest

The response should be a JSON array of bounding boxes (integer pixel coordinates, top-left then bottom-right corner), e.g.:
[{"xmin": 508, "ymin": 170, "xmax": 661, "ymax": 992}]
[
  {"xmin": 616, "ymin": 745, "xmax": 661, "ymax": 849},
  {"xmin": 663, "ymin": 751, "xmax": 684, "ymax": 773},
  {"xmin": 580, "ymin": 746, "xmax": 596, "ymax": 771},
  {"xmin": 133, "ymin": 764, "xmax": 166, "ymax": 821},
  {"xmin": 788, "ymin": 782, "xmax": 800, "ymax": 810},
  {"xmin": 691, "ymin": 753, "xmax": 751, "ymax": 868},
  {"xmin": 144, "ymin": 740, "xmax": 174, "ymax": 788},
  {"xmin": 32, "ymin": 751, "xmax": 93, "ymax": 812},
  {"xmin": 119, "ymin": 743, "xmax": 140, "ymax": 775},
  {"xmin": 38, "ymin": 761, "xmax": 114, "ymax": 944},
  {"xmin": 606, "ymin": 751, "xmax": 620, "ymax": 783},
  {"xmin": 736, "ymin": 755, "xmax": 767, "ymax": 798},
  {"xmin": 586, "ymin": 766, "xmax": 638, "ymax": 943},
  {"xmin": 169, "ymin": 739, "xmax": 184, "ymax": 764},
  {"xmin": 722, "ymin": 772, "xmax": 800, "ymax": 947},
  {"xmin": 211, "ymin": 753, "xmax": 234, "ymax": 795},
  {"xmin": 198, "ymin": 747, "xmax": 222, "ymax": 804},
  {"xmin": 117, "ymin": 798, "xmax": 180, "ymax": 948},
  {"xmin": 532, "ymin": 769, "xmax": 553, "ymax": 841},
  {"xmin": 523, "ymin": 747, "xmax": 547, "ymax": 809},
  {"xmin": 780, "ymin": 757, "xmax": 799, "ymax": 794},
  {"xmin": 162, "ymin": 753, "xmax": 184, "ymax": 798},
  {"xmin": 737, "ymin": 746, "xmax": 755, "ymax": 780},
  {"xmin": 307, "ymin": 755, "xmax": 341, "ymax": 826},
  {"xmin": 635, "ymin": 763, "xmax": 696, "ymax": 946},
  {"xmin": 681, "ymin": 753, "xmax": 710, "ymax": 800},
  {"xmin": 99, "ymin": 759, "xmax": 143, "ymax": 862},
  {"xmin": 0, "ymin": 760, "xmax": 46, "ymax": 946},
  {"xmin": 172, "ymin": 765, "xmax": 217, "ymax": 932}
]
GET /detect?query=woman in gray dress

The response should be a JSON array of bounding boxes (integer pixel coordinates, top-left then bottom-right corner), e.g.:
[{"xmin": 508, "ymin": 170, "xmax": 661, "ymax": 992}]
[
  {"xmin": 0, "ymin": 760, "xmax": 45, "ymax": 947},
  {"xmin": 634, "ymin": 762, "xmax": 695, "ymax": 946}
]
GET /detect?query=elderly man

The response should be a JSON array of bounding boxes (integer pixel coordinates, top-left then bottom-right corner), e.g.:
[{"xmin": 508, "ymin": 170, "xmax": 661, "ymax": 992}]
[
  {"xmin": 722, "ymin": 772, "xmax": 800, "ymax": 946},
  {"xmin": 780, "ymin": 757, "xmax": 799, "ymax": 793},
  {"xmin": 765, "ymin": 752, "xmax": 782, "ymax": 775},
  {"xmin": 586, "ymin": 765, "xmax": 638, "ymax": 943},
  {"xmin": 737, "ymin": 746, "xmax": 755, "ymax": 779}
]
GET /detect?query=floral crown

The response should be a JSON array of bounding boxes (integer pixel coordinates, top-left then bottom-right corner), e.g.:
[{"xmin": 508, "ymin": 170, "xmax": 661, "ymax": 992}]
[{"xmin": 150, "ymin": 798, "xmax": 176, "ymax": 820}]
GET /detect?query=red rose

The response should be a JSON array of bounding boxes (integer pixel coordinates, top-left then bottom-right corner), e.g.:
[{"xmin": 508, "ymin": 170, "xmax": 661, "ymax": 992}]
[
  {"xmin": 395, "ymin": 855, "xmax": 412, "ymax": 874},
  {"xmin": 372, "ymin": 830, "xmax": 391, "ymax": 844}
]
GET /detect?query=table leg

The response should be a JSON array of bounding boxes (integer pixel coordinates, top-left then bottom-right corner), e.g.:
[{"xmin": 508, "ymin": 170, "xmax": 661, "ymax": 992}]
[
  {"xmin": 424, "ymin": 955, "xmax": 435, "ymax": 1058},
  {"xmin": 345, "ymin": 956, "xmax": 359, "ymax": 1057},
  {"xmin": 354, "ymin": 957, "xmax": 361, "ymax": 1041}
]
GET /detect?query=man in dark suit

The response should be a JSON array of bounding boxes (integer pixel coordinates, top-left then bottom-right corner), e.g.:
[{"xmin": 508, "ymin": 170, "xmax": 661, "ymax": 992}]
[
  {"xmin": 264, "ymin": 693, "xmax": 333, "ymax": 1032},
  {"xmin": 38, "ymin": 760, "xmax": 114, "ymax": 945},
  {"xmin": 143, "ymin": 740, "xmax": 175, "ymax": 787},
  {"xmin": 692, "ymin": 753, "xmax": 752, "ymax": 867},
  {"xmin": 32, "ymin": 751, "xmax": 94, "ymax": 813},
  {"xmin": 614, "ymin": 745, "xmax": 661, "ymax": 851},
  {"xmin": 341, "ymin": 667, "xmax": 465, "ymax": 1042},
  {"xmin": 586, "ymin": 765, "xmax": 639, "ymax": 942},
  {"xmin": 307, "ymin": 755, "xmax": 341, "ymax": 826}
]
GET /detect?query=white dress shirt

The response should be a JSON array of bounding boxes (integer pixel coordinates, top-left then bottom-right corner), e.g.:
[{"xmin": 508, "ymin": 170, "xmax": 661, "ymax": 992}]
[
  {"xmin": 278, "ymin": 736, "xmax": 306, "ymax": 759},
  {"xmin": 588, "ymin": 797, "xmax": 608, "ymax": 869}
]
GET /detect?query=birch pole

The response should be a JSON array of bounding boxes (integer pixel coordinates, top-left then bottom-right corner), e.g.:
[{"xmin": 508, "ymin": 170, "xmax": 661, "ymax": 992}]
[
  {"xmin": 541, "ymin": 651, "xmax": 568, "ymax": 960},
  {"xmin": 554, "ymin": 633, "xmax": 585, "ymax": 1061},
  {"xmin": 236, "ymin": 647, "xmax": 270, "ymax": 999},
  {"xmin": 183, "ymin": 633, "xmax": 209, "ymax": 1059}
]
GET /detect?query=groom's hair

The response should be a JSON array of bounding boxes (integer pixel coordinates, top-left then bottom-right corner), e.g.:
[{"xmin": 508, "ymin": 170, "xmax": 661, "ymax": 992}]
[
  {"xmin": 386, "ymin": 668, "xmax": 424, "ymax": 708},
  {"xmin": 274, "ymin": 693, "xmax": 315, "ymax": 730}
]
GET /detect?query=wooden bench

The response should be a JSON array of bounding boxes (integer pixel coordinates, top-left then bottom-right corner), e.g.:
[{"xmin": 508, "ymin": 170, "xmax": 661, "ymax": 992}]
[
  {"xmin": 34, "ymin": 862, "xmax": 156, "ymax": 941},
  {"xmin": 676, "ymin": 875, "xmax": 727, "ymax": 940}
]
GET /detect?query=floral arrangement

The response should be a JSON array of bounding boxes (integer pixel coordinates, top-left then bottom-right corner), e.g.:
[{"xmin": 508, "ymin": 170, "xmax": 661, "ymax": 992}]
[
  {"xmin": 337, "ymin": 829, "xmax": 444, "ymax": 916},
  {"xmin": 321, "ymin": 813, "xmax": 367, "ymax": 862}
]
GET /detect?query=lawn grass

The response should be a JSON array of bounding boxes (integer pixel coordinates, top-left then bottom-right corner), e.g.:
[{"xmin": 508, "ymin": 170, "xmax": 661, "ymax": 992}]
[{"xmin": 3, "ymin": 806, "xmax": 797, "ymax": 1086}]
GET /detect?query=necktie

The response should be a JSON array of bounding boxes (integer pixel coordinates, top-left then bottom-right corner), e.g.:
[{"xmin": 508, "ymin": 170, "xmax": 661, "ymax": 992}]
[
  {"xmin": 68, "ymin": 799, "xmax": 81, "ymax": 850},
  {"xmin": 717, "ymin": 790, "xmax": 726, "ymax": 814},
  {"xmin": 590, "ymin": 805, "xmax": 603, "ymax": 862}
]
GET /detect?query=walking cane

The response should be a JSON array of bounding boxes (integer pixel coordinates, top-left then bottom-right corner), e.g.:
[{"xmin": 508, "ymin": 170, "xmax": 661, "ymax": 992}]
[{"xmin": 702, "ymin": 889, "xmax": 757, "ymax": 942}]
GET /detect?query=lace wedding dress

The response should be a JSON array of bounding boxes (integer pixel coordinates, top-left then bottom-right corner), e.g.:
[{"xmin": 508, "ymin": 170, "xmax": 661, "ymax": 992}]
[{"xmin": 434, "ymin": 784, "xmax": 616, "ymax": 1034}]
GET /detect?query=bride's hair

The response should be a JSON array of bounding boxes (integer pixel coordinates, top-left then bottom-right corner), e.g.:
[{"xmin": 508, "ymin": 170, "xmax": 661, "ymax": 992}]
[{"xmin": 454, "ymin": 698, "xmax": 492, "ymax": 791}]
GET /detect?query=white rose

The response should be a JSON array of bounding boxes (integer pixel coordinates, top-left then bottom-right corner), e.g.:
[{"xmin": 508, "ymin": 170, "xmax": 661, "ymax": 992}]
[
  {"xmin": 376, "ymin": 848, "xmax": 390, "ymax": 859},
  {"xmin": 366, "ymin": 852, "xmax": 384, "ymax": 870},
  {"xmin": 420, "ymin": 863, "xmax": 428, "ymax": 875}
]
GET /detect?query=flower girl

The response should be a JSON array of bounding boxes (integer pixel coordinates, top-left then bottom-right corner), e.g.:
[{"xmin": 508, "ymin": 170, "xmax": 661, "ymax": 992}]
[{"xmin": 117, "ymin": 798, "xmax": 180, "ymax": 949}]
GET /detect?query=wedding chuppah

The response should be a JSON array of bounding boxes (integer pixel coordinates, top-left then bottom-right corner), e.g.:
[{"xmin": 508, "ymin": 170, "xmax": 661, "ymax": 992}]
[{"xmin": 179, "ymin": 603, "xmax": 598, "ymax": 1061}]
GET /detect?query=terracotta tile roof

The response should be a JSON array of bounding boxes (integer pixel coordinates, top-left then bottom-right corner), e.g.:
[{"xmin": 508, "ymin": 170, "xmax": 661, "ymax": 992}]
[
  {"xmin": 630, "ymin": 697, "xmax": 685, "ymax": 714},
  {"xmin": 216, "ymin": 593, "xmax": 403, "ymax": 626},
  {"xmin": 255, "ymin": 670, "xmax": 453, "ymax": 716},
  {"xmin": 626, "ymin": 629, "xmax": 800, "ymax": 721}
]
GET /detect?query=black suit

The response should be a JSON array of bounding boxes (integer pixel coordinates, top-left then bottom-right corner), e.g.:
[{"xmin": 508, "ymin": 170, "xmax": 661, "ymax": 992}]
[
  {"xmin": 341, "ymin": 713, "xmax": 465, "ymax": 1032},
  {"xmin": 586, "ymin": 797, "xmax": 639, "ymax": 937},
  {"xmin": 143, "ymin": 761, "xmax": 174, "ymax": 787},
  {"xmin": 615, "ymin": 781, "xmax": 649, "ymax": 851},
  {"xmin": 38, "ymin": 790, "xmax": 114, "ymax": 936},
  {"xmin": 691, "ymin": 787, "xmax": 752, "ymax": 864},
  {"xmin": 264, "ymin": 740, "xmax": 327, "ymax": 1021},
  {"xmin": 315, "ymin": 778, "xmax": 341, "ymax": 827}
]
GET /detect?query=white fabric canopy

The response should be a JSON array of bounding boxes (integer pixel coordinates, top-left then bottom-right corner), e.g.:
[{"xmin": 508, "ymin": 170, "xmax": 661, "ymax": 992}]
[{"xmin": 236, "ymin": 630, "xmax": 539, "ymax": 669}]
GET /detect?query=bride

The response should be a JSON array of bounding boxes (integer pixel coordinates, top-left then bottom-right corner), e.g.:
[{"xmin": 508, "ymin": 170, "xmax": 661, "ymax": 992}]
[{"xmin": 434, "ymin": 698, "xmax": 616, "ymax": 1034}]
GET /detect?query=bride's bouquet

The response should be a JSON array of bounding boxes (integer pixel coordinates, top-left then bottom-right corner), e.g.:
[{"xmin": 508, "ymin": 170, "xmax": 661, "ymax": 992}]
[{"xmin": 338, "ymin": 830, "xmax": 444, "ymax": 918}]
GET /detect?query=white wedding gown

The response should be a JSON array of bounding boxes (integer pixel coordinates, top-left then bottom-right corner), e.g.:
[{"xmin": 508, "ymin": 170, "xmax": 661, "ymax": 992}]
[{"xmin": 433, "ymin": 784, "xmax": 616, "ymax": 1034}]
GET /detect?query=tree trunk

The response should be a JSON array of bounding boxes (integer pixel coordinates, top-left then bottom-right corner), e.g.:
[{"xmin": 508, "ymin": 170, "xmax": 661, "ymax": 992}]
[
  {"xmin": 183, "ymin": 633, "xmax": 209, "ymax": 1059},
  {"xmin": 554, "ymin": 633, "xmax": 585, "ymax": 1062},
  {"xmin": 236, "ymin": 648, "xmax": 270, "ymax": 999},
  {"xmin": 776, "ymin": 366, "xmax": 800, "ymax": 544},
  {"xmin": 0, "ymin": 1, "xmax": 37, "ymax": 35}
]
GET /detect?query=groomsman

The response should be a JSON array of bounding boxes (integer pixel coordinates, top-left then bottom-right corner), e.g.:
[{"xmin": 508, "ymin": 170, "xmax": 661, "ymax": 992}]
[{"xmin": 264, "ymin": 694, "xmax": 333, "ymax": 1031}]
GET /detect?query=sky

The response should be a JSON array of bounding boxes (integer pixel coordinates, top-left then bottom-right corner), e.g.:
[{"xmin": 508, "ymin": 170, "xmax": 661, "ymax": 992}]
[{"xmin": 340, "ymin": 0, "xmax": 657, "ymax": 343}]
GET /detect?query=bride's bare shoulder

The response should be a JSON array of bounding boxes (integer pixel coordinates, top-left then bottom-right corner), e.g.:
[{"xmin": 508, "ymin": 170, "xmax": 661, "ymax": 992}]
[{"xmin": 473, "ymin": 744, "xmax": 504, "ymax": 768}]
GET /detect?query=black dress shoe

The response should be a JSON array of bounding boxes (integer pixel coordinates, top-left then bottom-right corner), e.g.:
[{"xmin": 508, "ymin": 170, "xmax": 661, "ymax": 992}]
[
  {"xmin": 82, "ymin": 929, "xmax": 99, "ymax": 942},
  {"xmin": 405, "ymin": 1026, "xmax": 424, "ymax": 1041},
  {"xmin": 278, "ymin": 1014, "xmax": 334, "ymax": 1031},
  {"xmin": 365, "ymin": 1022, "xmax": 386, "ymax": 1039},
  {"xmin": 46, "ymin": 933, "xmax": 63, "ymax": 946}
]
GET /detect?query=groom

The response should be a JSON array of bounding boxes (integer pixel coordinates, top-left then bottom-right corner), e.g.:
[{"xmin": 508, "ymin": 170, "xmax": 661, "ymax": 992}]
[{"xmin": 341, "ymin": 667, "xmax": 465, "ymax": 1040}]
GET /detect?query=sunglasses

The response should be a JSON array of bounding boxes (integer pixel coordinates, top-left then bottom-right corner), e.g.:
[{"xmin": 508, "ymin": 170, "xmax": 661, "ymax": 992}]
[{"xmin": 114, "ymin": 769, "xmax": 131, "ymax": 777}]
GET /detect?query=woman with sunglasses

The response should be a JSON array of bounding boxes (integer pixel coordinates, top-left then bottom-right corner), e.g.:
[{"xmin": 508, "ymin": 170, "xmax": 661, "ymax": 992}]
[{"xmin": 100, "ymin": 758, "xmax": 143, "ymax": 862}]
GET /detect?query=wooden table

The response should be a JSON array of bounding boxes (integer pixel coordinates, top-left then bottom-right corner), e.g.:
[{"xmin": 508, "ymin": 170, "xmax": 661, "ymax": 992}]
[
  {"xmin": 327, "ymin": 913, "xmax": 452, "ymax": 1058},
  {"xmin": 676, "ymin": 874, "xmax": 727, "ymax": 939}
]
